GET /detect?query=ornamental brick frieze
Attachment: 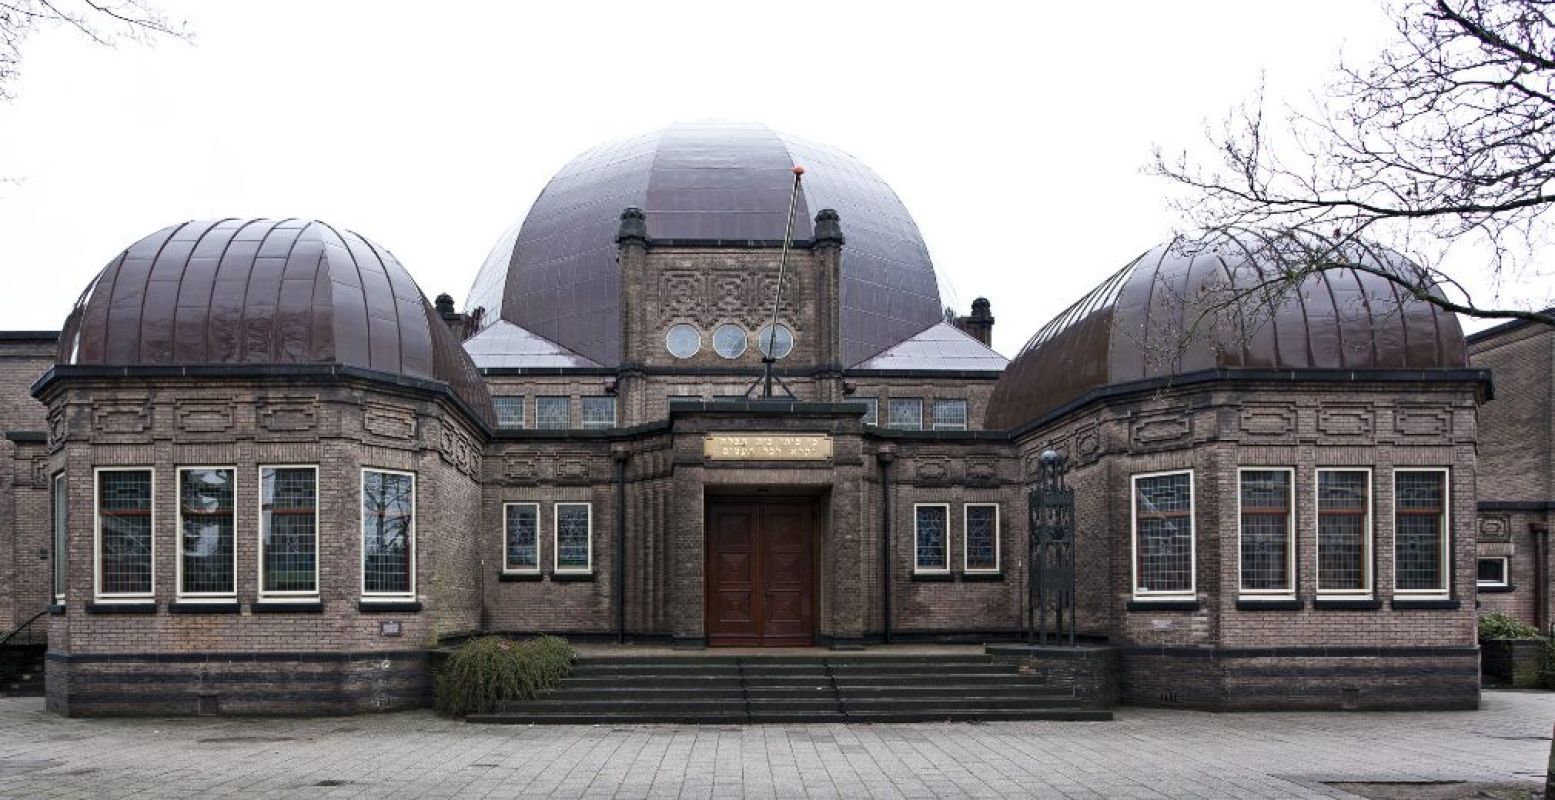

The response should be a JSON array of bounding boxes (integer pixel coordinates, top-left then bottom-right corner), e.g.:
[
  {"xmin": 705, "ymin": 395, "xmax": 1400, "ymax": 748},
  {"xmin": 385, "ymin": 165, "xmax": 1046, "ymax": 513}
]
[
  {"xmin": 498, "ymin": 450, "xmax": 601, "ymax": 485},
  {"xmin": 1393, "ymin": 404, "xmax": 1452, "ymax": 438},
  {"xmin": 361, "ymin": 401, "xmax": 418, "ymax": 443},
  {"xmin": 1128, "ymin": 408, "xmax": 1192, "ymax": 451},
  {"xmin": 1478, "ymin": 515, "xmax": 1511, "ymax": 543},
  {"xmin": 436, "ymin": 423, "xmax": 480, "ymax": 479},
  {"xmin": 173, "ymin": 399, "xmax": 237, "ymax": 442},
  {"xmin": 256, "ymin": 396, "xmax": 319, "ymax": 441},
  {"xmin": 1237, "ymin": 402, "xmax": 1297, "ymax": 439},
  {"xmin": 92, "ymin": 399, "xmax": 151, "ymax": 440},
  {"xmin": 502, "ymin": 455, "xmax": 540, "ymax": 484},
  {"xmin": 46, "ymin": 405, "xmax": 68, "ymax": 452},
  {"xmin": 1316, "ymin": 404, "xmax": 1374, "ymax": 437},
  {"xmin": 655, "ymin": 267, "xmax": 801, "ymax": 329}
]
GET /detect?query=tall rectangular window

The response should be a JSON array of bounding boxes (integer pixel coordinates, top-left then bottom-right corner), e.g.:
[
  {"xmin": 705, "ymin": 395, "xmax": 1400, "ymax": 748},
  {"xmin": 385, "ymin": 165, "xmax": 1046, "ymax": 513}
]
[
  {"xmin": 1132, "ymin": 471, "xmax": 1194, "ymax": 598},
  {"xmin": 178, "ymin": 468, "xmax": 236, "ymax": 598},
  {"xmin": 96, "ymin": 468, "xmax": 153, "ymax": 599},
  {"xmin": 932, "ymin": 399, "xmax": 968, "ymax": 431},
  {"xmin": 536, "ymin": 396, "xmax": 570, "ymax": 429},
  {"xmin": 1238, "ymin": 469, "xmax": 1294, "ymax": 595},
  {"xmin": 964, "ymin": 504, "xmax": 1000, "ymax": 573},
  {"xmin": 52, "ymin": 473, "xmax": 66, "ymax": 604},
  {"xmin": 856, "ymin": 397, "xmax": 878, "ymax": 426},
  {"xmin": 1395, "ymin": 469, "xmax": 1449, "ymax": 595},
  {"xmin": 260, "ymin": 466, "xmax": 318, "ymax": 597},
  {"xmin": 1317, "ymin": 469, "xmax": 1371, "ymax": 594},
  {"xmin": 581, "ymin": 396, "xmax": 616, "ymax": 429},
  {"xmin": 554, "ymin": 503, "xmax": 592, "ymax": 573},
  {"xmin": 362, "ymin": 469, "xmax": 415, "ymax": 598},
  {"xmin": 493, "ymin": 396, "xmax": 525, "ymax": 429},
  {"xmin": 889, "ymin": 398, "xmax": 923, "ymax": 430},
  {"xmin": 504, "ymin": 503, "xmax": 540, "ymax": 573},
  {"xmin": 914, "ymin": 504, "xmax": 950, "ymax": 573}
]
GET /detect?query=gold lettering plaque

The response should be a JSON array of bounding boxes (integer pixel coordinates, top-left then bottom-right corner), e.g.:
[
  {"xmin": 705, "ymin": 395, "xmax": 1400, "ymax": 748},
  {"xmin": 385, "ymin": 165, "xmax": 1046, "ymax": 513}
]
[{"xmin": 703, "ymin": 433, "xmax": 833, "ymax": 461}]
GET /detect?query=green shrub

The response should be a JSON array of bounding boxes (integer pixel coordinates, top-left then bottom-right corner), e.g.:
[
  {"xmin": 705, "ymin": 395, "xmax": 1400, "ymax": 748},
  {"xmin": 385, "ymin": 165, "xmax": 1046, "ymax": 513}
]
[
  {"xmin": 434, "ymin": 635, "xmax": 574, "ymax": 716},
  {"xmin": 1479, "ymin": 611, "xmax": 1543, "ymax": 641}
]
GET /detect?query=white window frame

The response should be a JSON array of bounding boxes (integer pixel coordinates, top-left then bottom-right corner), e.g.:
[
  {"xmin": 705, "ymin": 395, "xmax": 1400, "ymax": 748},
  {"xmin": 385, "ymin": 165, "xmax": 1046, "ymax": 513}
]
[
  {"xmin": 913, "ymin": 502, "xmax": 952, "ymax": 575},
  {"xmin": 1477, "ymin": 556, "xmax": 1510, "ymax": 589},
  {"xmin": 962, "ymin": 503, "xmax": 1001, "ymax": 574},
  {"xmin": 1236, "ymin": 467, "xmax": 1296, "ymax": 599},
  {"xmin": 1315, "ymin": 467, "xmax": 1374, "ymax": 597},
  {"xmin": 1393, "ymin": 467, "xmax": 1451, "ymax": 597},
  {"xmin": 553, "ymin": 502, "xmax": 593, "ymax": 574},
  {"xmin": 93, "ymin": 466, "xmax": 155, "ymax": 603},
  {"xmin": 360, "ymin": 467, "xmax": 417, "ymax": 602},
  {"xmin": 52, "ymin": 471, "xmax": 66, "ymax": 605},
  {"xmin": 1130, "ymin": 469, "xmax": 1196, "ymax": 600},
  {"xmin": 503, "ymin": 502, "xmax": 542, "ymax": 574},
  {"xmin": 175, "ymin": 466, "xmax": 239, "ymax": 601},
  {"xmin": 256, "ymin": 465, "xmax": 320, "ymax": 602},
  {"xmin": 932, "ymin": 399, "xmax": 969, "ymax": 431}
]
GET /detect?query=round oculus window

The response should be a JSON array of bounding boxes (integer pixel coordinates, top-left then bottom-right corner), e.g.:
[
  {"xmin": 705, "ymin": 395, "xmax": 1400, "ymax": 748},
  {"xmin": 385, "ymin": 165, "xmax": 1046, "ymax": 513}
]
[
  {"xmin": 712, "ymin": 324, "xmax": 747, "ymax": 359},
  {"xmin": 665, "ymin": 323, "xmax": 701, "ymax": 359},
  {"xmin": 755, "ymin": 323, "xmax": 795, "ymax": 360}
]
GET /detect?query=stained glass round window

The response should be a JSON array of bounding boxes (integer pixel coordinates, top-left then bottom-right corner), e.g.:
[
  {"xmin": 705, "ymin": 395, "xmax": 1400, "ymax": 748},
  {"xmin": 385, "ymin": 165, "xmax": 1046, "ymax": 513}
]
[
  {"xmin": 755, "ymin": 323, "xmax": 795, "ymax": 360},
  {"xmin": 665, "ymin": 323, "xmax": 701, "ymax": 359},
  {"xmin": 712, "ymin": 324, "xmax": 747, "ymax": 359}
]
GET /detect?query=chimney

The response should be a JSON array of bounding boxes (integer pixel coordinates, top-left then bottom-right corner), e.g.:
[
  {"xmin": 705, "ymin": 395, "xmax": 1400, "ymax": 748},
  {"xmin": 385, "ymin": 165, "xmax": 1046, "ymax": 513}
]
[
  {"xmin": 953, "ymin": 297, "xmax": 995, "ymax": 347},
  {"xmin": 433, "ymin": 293, "xmax": 478, "ymax": 341}
]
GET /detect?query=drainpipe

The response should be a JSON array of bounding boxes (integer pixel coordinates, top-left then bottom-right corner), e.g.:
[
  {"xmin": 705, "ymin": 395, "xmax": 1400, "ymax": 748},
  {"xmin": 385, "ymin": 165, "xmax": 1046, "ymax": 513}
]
[
  {"xmin": 1534, "ymin": 523, "xmax": 1550, "ymax": 635},
  {"xmin": 613, "ymin": 445, "xmax": 629, "ymax": 644},
  {"xmin": 878, "ymin": 446, "xmax": 896, "ymax": 645}
]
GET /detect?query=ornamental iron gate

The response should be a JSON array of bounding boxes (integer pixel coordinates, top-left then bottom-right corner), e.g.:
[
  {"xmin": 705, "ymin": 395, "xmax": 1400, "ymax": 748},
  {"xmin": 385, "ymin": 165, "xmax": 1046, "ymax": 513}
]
[{"xmin": 1027, "ymin": 449, "xmax": 1076, "ymax": 646}]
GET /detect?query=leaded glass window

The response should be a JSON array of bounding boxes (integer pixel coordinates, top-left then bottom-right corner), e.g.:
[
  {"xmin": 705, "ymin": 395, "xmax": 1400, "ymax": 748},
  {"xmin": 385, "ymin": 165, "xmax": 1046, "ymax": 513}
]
[
  {"xmin": 179, "ymin": 468, "xmax": 236, "ymax": 597},
  {"xmin": 1395, "ymin": 470, "xmax": 1448, "ymax": 594},
  {"xmin": 505, "ymin": 503, "xmax": 540, "ymax": 572},
  {"xmin": 889, "ymin": 398, "xmax": 923, "ymax": 430},
  {"xmin": 555, "ymin": 503, "xmax": 591, "ymax": 572},
  {"xmin": 914, "ymin": 504, "xmax": 949, "ymax": 572},
  {"xmin": 493, "ymin": 396, "xmax": 525, "ymax": 429},
  {"xmin": 536, "ymin": 396, "xmax": 570, "ymax": 429},
  {"xmin": 261, "ymin": 467, "xmax": 318, "ymax": 596},
  {"xmin": 97, "ymin": 469, "xmax": 153, "ymax": 598},
  {"xmin": 857, "ymin": 397, "xmax": 878, "ymax": 426},
  {"xmin": 362, "ymin": 469, "xmax": 415, "ymax": 597},
  {"xmin": 932, "ymin": 399, "xmax": 968, "ymax": 431},
  {"xmin": 1317, "ymin": 470, "xmax": 1370, "ymax": 593},
  {"xmin": 581, "ymin": 396, "xmax": 616, "ymax": 429},
  {"xmin": 1133, "ymin": 472, "xmax": 1194, "ymax": 596},
  {"xmin": 1239, "ymin": 470, "xmax": 1292, "ymax": 594},
  {"xmin": 52, "ymin": 473, "xmax": 66, "ymax": 603},
  {"xmin": 964, "ymin": 504, "xmax": 999, "ymax": 572}
]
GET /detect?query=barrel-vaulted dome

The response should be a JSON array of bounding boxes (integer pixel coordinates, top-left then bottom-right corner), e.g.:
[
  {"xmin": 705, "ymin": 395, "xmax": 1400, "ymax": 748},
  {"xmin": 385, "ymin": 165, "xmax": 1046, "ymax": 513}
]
[
  {"xmin": 59, "ymin": 218, "xmax": 493, "ymax": 426},
  {"xmin": 466, "ymin": 121, "xmax": 945, "ymax": 367},
  {"xmin": 985, "ymin": 234, "xmax": 1468, "ymax": 430}
]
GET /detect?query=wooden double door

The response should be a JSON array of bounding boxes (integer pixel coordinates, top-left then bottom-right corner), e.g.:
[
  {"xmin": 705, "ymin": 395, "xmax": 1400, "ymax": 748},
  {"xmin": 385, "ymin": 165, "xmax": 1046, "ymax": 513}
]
[{"xmin": 705, "ymin": 499, "xmax": 817, "ymax": 646}]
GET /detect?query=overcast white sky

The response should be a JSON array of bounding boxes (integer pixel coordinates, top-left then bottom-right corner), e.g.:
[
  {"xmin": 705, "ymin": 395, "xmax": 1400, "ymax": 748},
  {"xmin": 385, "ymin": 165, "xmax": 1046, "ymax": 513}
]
[{"xmin": 1, "ymin": 0, "xmax": 1516, "ymax": 356}]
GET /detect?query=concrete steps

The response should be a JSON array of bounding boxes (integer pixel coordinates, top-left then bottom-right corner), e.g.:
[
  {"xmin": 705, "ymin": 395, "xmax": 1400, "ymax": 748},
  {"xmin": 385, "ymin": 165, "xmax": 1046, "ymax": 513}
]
[{"xmin": 468, "ymin": 652, "xmax": 1112, "ymax": 725}]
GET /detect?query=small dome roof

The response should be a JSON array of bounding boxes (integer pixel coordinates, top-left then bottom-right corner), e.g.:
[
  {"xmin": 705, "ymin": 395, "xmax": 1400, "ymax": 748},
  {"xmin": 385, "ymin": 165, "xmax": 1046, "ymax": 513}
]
[
  {"xmin": 467, "ymin": 121, "xmax": 945, "ymax": 367},
  {"xmin": 986, "ymin": 234, "xmax": 1467, "ymax": 430},
  {"xmin": 59, "ymin": 218, "xmax": 493, "ymax": 426}
]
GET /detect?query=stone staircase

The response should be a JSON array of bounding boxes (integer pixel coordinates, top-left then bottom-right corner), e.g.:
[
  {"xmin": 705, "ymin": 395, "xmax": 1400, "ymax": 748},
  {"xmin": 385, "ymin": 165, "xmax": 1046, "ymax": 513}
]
[
  {"xmin": 468, "ymin": 652, "xmax": 1112, "ymax": 724},
  {"xmin": 0, "ymin": 644, "xmax": 46, "ymax": 698}
]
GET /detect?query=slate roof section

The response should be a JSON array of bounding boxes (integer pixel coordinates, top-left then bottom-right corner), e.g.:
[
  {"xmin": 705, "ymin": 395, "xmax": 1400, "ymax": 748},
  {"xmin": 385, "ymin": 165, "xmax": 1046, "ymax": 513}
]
[
  {"xmin": 850, "ymin": 321, "xmax": 1008, "ymax": 372},
  {"xmin": 58, "ymin": 218, "xmax": 494, "ymax": 426},
  {"xmin": 462, "ymin": 319, "xmax": 603, "ymax": 370}
]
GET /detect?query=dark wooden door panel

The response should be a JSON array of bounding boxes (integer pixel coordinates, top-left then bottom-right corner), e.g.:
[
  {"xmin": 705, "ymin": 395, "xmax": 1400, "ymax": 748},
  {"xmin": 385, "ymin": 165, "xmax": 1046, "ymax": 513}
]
[{"xmin": 706, "ymin": 499, "xmax": 815, "ymax": 646}]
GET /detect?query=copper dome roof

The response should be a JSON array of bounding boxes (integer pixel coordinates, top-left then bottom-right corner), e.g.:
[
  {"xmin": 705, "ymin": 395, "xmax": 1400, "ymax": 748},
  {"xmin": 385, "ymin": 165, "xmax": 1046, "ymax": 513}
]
[
  {"xmin": 466, "ymin": 121, "xmax": 945, "ymax": 367},
  {"xmin": 985, "ymin": 235, "xmax": 1468, "ymax": 430},
  {"xmin": 59, "ymin": 218, "xmax": 494, "ymax": 426}
]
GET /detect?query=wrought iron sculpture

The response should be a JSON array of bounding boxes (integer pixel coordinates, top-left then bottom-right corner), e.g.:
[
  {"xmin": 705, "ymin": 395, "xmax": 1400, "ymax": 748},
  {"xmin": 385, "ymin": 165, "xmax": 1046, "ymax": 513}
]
[{"xmin": 1028, "ymin": 448, "xmax": 1076, "ymax": 645}]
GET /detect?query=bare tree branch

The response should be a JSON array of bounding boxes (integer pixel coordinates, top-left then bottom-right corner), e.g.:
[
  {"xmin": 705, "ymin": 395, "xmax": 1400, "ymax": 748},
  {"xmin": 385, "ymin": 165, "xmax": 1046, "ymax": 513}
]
[{"xmin": 0, "ymin": 0, "xmax": 187, "ymax": 102}]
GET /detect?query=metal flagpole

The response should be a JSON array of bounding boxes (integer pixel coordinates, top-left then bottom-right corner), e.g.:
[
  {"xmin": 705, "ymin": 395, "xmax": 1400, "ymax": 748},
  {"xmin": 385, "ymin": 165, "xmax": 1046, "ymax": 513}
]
[{"xmin": 762, "ymin": 165, "xmax": 804, "ymax": 398}]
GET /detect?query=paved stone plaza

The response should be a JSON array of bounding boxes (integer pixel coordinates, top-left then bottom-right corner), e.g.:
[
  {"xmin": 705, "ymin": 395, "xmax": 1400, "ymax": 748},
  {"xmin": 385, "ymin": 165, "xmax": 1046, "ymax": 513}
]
[{"xmin": 0, "ymin": 691, "xmax": 1551, "ymax": 799}]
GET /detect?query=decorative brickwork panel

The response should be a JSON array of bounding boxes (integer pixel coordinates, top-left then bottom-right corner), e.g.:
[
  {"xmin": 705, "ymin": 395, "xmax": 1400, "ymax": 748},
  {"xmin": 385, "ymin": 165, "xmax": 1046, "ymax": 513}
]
[
  {"xmin": 503, "ymin": 456, "xmax": 540, "ymax": 484},
  {"xmin": 93, "ymin": 401, "xmax": 150, "ymax": 437},
  {"xmin": 46, "ymin": 405, "xmax": 68, "ymax": 451},
  {"xmin": 1130, "ymin": 409, "xmax": 1190, "ymax": 449},
  {"xmin": 1239, "ymin": 403, "xmax": 1296, "ymax": 438},
  {"xmin": 256, "ymin": 396, "xmax": 319, "ymax": 440},
  {"xmin": 1478, "ymin": 515, "xmax": 1511, "ymax": 543},
  {"xmin": 362, "ymin": 402, "xmax": 417, "ymax": 441},
  {"xmin": 173, "ymin": 399, "xmax": 236, "ymax": 441},
  {"xmin": 1317, "ymin": 405, "xmax": 1374, "ymax": 436},
  {"xmin": 437, "ymin": 424, "xmax": 480, "ymax": 479},
  {"xmin": 1395, "ymin": 405, "xmax": 1451, "ymax": 437}
]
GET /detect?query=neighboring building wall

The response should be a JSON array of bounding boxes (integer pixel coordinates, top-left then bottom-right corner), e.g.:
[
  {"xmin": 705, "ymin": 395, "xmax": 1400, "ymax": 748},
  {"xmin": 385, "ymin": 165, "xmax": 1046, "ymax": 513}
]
[
  {"xmin": 39, "ymin": 375, "xmax": 483, "ymax": 716},
  {"xmin": 0, "ymin": 334, "xmax": 58, "ymax": 633}
]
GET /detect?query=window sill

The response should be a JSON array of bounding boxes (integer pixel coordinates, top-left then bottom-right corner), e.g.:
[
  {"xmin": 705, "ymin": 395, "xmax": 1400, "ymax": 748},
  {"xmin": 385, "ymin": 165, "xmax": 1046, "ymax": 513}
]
[
  {"xmin": 551, "ymin": 572, "xmax": 596, "ymax": 582},
  {"xmin": 357, "ymin": 600, "xmax": 422, "ymax": 613},
  {"xmin": 960, "ymin": 572, "xmax": 1004, "ymax": 582},
  {"xmin": 85, "ymin": 602, "xmax": 157, "ymax": 615},
  {"xmin": 1312, "ymin": 598, "xmax": 1382, "ymax": 610},
  {"xmin": 1391, "ymin": 597, "xmax": 1460, "ymax": 610},
  {"xmin": 910, "ymin": 572, "xmax": 954, "ymax": 582},
  {"xmin": 1127, "ymin": 599, "xmax": 1200, "ymax": 611},
  {"xmin": 1236, "ymin": 598, "xmax": 1303, "ymax": 610},
  {"xmin": 1477, "ymin": 584, "xmax": 1515, "ymax": 594},
  {"xmin": 250, "ymin": 600, "xmax": 324, "ymax": 613},
  {"xmin": 499, "ymin": 572, "xmax": 544, "ymax": 582},
  {"xmin": 168, "ymin": 601, "xmax": 240, "ymax": 615}
]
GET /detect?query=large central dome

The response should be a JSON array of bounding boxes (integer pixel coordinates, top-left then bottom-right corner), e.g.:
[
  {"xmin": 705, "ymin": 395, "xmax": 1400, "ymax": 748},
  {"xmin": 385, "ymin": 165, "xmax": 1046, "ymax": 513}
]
[{"xmin": 466, "ymin": 121, "xmax": 945, "ymax": 367}]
